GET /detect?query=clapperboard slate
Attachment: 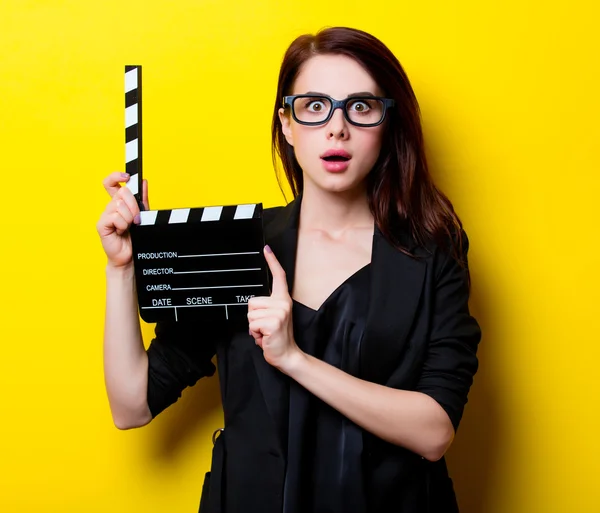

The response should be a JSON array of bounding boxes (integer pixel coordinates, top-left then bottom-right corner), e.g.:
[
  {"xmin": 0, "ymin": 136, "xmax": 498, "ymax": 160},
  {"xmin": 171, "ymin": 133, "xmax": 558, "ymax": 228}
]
[{"xmin": 123, "ymin": 65, "xmax": 269, "ymax": 323}]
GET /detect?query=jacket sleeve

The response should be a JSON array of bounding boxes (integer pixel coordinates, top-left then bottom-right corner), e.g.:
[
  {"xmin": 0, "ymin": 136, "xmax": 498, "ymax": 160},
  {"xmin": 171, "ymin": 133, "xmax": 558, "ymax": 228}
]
[
  {"xmin": 146, "ymin": 319, "xmax": 230, "ymax": 418},
  {"xmin": 415, "ymin": 229, "xmax": 482, "ymax": 432}
]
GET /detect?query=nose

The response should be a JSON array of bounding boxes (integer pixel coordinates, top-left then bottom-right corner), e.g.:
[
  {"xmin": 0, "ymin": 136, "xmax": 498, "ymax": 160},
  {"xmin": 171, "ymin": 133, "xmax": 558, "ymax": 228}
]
[{"xmin": 326, "ymin": 106, "xmax": 348, "ymax": 139}]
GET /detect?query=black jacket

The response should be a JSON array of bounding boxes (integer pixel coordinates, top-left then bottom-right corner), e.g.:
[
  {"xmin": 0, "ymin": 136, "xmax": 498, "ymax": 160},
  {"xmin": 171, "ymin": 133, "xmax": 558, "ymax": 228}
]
[{"xmin": 146, "ymin": 194, "xmax": 482, "ymax": 513}]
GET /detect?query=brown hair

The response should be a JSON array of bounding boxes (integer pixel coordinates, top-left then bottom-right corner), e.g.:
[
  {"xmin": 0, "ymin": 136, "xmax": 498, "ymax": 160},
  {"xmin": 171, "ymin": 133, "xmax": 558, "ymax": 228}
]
[{"xmin": 271, "ymin": 26, "xmax": 470, "ymax": 284}]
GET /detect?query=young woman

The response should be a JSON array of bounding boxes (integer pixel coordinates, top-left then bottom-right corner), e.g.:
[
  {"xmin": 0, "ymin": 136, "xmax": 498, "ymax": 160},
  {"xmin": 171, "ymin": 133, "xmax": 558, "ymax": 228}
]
[{"xmin": 98, "ymin": 26, "xmax": 482, "ymax": 513}]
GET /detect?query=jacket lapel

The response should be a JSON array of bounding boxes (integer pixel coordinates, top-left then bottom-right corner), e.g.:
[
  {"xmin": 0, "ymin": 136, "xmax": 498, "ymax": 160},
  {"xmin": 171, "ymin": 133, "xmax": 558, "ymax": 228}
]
[
  {"xmin": 249, "ymin": 195, "xmax": 302, "ymax": 453},
  {"xmin": 361, "ymin": 224, "xmax": 427, "ymax": 385}
]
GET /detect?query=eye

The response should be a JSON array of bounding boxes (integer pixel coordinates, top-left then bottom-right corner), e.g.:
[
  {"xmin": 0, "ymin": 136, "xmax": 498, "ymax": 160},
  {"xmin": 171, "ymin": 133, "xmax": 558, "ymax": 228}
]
[
  {"xmin": 348, "ymin": 100, "xmax": 371, "ymax": 112},
  {"xmin": 306, "ymin": 100, "xmax": 326, "ymax": 112}
]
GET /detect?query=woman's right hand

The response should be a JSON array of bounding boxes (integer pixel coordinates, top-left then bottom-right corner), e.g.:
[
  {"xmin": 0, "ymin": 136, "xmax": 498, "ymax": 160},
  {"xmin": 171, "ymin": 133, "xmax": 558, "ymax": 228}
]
[{"xmin": 96, "ymin": 172, "xmax": 150, "ymax": 269}]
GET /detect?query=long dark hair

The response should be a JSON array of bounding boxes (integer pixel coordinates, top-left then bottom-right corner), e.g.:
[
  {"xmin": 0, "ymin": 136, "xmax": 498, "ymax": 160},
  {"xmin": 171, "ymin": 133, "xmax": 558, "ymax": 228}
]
[{"xmin": 271, "ymin": 26, "xmax": 470, "ymax": 280}]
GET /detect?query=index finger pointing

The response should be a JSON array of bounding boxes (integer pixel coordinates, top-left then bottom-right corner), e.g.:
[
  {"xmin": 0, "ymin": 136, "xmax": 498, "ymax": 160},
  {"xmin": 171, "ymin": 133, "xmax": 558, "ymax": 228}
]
[{"xmin": 264, "ymin": 245, "xmax": 289, "ymax": 298}]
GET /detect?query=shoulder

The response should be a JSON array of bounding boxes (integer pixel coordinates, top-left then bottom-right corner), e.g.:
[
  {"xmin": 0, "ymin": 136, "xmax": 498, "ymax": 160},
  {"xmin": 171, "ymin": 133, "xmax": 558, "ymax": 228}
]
[
  {"xmin": 391, "ymin": 224, "xmax": 470, "ymax": 286},
  {"xmin": 262, "ymin": 204, "xmax": 285, "ymax": 226},
  {"xmin": 261, "ymin": 198, "xmax": 299, "ymax": 237},
  {"xmin": 414, "ymin": 224, "xmax": 469, "ymax": 260},
  {"xmin": 425, "ymin": 226, "xmax": 472, "ymax": 290}
]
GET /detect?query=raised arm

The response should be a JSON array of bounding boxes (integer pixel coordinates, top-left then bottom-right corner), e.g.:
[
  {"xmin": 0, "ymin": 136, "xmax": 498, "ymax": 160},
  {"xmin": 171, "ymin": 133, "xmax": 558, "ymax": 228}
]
[{"xmin": 98, "ymin": 172, "xmax": 153, "ymax": 429}]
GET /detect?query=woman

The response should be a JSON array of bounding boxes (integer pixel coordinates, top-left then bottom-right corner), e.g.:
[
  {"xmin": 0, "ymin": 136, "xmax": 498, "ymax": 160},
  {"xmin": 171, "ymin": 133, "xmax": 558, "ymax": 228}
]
[{"xmin": 98, "ymin": 26, "xmax": 482, "ymax": 513}]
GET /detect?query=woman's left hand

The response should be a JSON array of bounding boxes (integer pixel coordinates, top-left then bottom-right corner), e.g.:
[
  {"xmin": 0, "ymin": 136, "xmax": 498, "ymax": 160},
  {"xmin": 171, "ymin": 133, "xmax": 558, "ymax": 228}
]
[{"xmin": 248, "ymin": 245, "xmax": 302, "ymax": 371}]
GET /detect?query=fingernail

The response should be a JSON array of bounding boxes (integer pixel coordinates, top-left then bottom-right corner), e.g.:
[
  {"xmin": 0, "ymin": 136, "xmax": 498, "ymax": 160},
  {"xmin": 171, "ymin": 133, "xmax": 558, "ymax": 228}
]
[
  {"xmin": 133, "ymin": 214, "xmax": 141, "ymax": 224},
  {"xmin": 264, "ymin": 245, "xmax": 273, "ymax": 254},
  {"xmin": 248, "ymin": 329, "xmax": 252, "ymax": 336},
  {"xmin": 121, "ymin": 173, "xmax": 130, "ymax": 179}
]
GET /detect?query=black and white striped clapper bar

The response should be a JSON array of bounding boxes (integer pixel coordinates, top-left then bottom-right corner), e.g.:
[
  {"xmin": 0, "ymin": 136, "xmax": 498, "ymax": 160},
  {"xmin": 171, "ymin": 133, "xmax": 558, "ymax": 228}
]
[
  {"xmin": 124, "ymin": 65, "xmax": 270, "ymax": 323},
  {"xmin": 124, "ymin": 65, "xmax": 142, "ymax": 209}
]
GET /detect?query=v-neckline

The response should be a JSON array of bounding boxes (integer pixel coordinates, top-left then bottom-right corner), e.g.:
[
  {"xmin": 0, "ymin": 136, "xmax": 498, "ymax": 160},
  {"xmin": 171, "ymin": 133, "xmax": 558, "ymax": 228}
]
[{"xmin": 292, "ymin": 262, "xmax": 370, "ymax": 313}]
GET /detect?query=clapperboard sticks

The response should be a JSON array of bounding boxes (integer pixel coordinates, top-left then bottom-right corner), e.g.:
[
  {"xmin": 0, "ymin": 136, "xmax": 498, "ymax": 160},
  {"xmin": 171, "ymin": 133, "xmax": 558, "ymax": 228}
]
[
  {"xmin": 124, "ymin": 65, "xmax": 270, "ymax": 324},
  {"xmin": 124, "ymin": 66, "xmax": 143, "ymax": 209}
]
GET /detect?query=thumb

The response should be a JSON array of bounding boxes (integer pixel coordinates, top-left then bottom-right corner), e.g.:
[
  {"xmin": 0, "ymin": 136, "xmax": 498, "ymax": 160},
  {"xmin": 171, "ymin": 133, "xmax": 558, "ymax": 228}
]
[
  {"xmin": 142, "ymin": 179, "xmax": 150, "ymax": 211},
  {"xmin": 264, "ymin": 245, "xmax": 289, "ymax": 298}
]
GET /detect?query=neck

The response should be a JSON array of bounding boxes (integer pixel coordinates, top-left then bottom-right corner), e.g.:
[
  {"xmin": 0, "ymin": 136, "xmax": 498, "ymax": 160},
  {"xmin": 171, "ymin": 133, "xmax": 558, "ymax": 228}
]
[{"xmin": 298, "ymin": 180, "xmax": 373, "ymax": 234}]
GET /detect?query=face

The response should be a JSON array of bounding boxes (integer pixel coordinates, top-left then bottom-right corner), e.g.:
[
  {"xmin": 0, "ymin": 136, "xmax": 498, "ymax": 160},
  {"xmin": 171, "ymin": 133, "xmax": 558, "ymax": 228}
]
[{"xmin": 278, "ymin": 54, "xmax": 387, "ymax": 195}]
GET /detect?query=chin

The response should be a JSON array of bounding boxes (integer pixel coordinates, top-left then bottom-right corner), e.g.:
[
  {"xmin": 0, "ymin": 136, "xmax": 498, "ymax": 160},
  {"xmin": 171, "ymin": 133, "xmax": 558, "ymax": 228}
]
[
  {"xmin": 301, "ymin": 161, "xmax": 370, "ymax": 194},
  {"xmin": 314, "ymin": 175, "xmax": 367, "ymax": 194}
]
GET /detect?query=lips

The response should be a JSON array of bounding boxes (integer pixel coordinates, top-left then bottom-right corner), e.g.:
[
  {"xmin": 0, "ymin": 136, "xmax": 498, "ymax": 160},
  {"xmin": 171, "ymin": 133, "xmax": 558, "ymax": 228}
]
[{"xmin": 320, "ymin": 149, "xmax": 352, "ymax": 161}]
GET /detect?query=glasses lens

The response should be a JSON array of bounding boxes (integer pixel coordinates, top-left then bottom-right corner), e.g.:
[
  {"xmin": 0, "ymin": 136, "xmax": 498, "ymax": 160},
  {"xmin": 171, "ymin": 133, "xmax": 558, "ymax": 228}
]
[
  {"xmin": 293, "ymin": 96, "xmax": 332, "ymax": 123},
  {"xmin": 346, "ymin": 98, "xmax": 384, "ymax": 125}
]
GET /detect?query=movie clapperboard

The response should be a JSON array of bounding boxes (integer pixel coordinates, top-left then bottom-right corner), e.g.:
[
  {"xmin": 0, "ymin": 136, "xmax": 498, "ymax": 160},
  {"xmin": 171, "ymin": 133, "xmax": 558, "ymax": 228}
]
[{"xmin": 123, "ymin": 65, "xmax": 270, "ymax": 324}]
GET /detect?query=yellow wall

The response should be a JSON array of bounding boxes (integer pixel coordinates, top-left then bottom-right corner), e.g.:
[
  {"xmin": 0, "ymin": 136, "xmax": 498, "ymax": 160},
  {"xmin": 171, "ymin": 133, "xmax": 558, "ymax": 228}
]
[{"xmin": 1, "ymin": 1, "xmax": 598, "ymax": 512}]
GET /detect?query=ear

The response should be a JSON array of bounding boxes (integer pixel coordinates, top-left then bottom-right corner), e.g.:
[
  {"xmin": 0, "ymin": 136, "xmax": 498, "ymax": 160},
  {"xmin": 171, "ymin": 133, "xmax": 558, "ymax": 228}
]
[{"xmin": 278, "ymin": 107, "xmax": 294, "ymax": 147}]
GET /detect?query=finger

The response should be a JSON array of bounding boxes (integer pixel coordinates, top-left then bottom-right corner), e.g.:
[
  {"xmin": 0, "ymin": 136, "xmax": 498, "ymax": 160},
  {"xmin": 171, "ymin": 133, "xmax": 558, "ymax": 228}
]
[
  {"xmin": 251, "ymin": 331, "xmax": 263, "ymax": 348},
  {"xmin": 103, "ymin": 172, "xmax": 131, "ymax": 198},
  {"xmin": 115, "ymin": 187, "xmax": 140, "ymax": 219},
  {"xmin": 249, "ymin": 318, "xmax": 277, "ymax": 337},
  {"xmin": 96, "ymin": 212, "xmax": 116, "ymax": 237},
  {"xmin": 247, "ymin": 296, "xmax": 281, "ymax": 311},
  {"xmin": 114, "ymin": 199, "xmax": 134, "ymax": 225},
  {"xmin": 109, "ymin": 211, "xmax": 130, "ymax": 236},
  {"xmin": 264, "ymin": 245, "xmax": 289, "ymax": 298},
  {"xmin": 248, "ymin": 324, "xmax": 263, "ymax": 342},
  {"xmin": 142, "ymin": 179, "xmax": 150, "ymax": 211},
  {"xmin": 247, "ymin": 308, "xmax": 281, "ymax": 322}
]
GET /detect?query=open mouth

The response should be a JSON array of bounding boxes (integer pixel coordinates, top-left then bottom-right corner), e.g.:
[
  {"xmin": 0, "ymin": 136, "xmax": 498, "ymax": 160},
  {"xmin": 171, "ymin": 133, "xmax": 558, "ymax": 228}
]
[{"xmin": 321, "ymin": 156, "xmax": 351, "ymax": 162}]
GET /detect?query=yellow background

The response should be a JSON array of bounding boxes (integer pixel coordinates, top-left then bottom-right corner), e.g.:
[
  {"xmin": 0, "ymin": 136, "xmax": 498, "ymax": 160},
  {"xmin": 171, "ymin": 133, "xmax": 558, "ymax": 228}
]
[{"xmin": 0, "ymin": 1, "xmax": 598, "ymax": 512}]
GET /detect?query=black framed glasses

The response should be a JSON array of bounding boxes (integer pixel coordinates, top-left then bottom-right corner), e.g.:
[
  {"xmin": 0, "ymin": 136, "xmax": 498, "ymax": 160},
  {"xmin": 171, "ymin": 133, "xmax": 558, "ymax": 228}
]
[{"xmin": 282, "ymin": 94, "xmax": 395, "ymax": 127}]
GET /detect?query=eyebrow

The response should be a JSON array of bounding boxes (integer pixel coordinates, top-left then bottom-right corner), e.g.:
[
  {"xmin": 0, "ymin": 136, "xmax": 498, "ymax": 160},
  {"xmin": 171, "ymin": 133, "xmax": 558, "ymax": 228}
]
[{"xmin": 303, "ymin": 91, "xmax": 377, "ymax": 98}]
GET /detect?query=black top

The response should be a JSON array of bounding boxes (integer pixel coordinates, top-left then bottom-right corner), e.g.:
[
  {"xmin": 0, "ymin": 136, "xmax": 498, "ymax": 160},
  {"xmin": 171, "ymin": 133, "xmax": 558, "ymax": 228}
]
[
  {"xmin": 283, "ymin": 263, "xmax": 371, "ymax": 513},
  {"xmin": 144, "ymin": 199, "xmax": 481, "ymax": 513}
]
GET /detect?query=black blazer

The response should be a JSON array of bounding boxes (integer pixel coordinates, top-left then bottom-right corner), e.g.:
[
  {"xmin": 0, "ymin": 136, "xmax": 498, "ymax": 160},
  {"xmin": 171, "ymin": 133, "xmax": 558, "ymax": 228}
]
[{"xmin": 146, "ymin": 194, "xmax": 482, "ymax": 513}]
